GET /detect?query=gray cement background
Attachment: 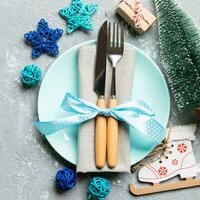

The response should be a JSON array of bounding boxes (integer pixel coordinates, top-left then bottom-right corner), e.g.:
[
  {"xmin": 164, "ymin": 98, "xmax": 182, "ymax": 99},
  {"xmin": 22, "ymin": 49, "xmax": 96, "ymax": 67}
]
[{"xmin": 1, "ymin": 0, "xmax": 200, "ymax": 199}]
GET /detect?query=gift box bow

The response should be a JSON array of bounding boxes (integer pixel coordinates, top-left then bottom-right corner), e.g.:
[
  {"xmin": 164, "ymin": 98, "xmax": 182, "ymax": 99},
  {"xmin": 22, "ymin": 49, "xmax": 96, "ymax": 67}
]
[{"xmin": 33, "ymin": 92, "xmax": 165, "ymax": 144}]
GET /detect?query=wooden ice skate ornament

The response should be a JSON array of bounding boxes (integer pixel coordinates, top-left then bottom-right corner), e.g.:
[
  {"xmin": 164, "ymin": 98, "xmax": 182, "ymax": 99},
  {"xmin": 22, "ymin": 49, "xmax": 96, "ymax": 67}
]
[{"xmin": 129, "ymin": 124, "xmax": 200, "ymax": 196}]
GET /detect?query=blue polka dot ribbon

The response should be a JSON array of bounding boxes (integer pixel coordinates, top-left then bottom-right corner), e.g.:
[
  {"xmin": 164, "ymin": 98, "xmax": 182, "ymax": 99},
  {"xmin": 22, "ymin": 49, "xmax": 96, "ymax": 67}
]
[{"xmin": 33, "ymin": 93, "xmax": 165, "ymax": 144}]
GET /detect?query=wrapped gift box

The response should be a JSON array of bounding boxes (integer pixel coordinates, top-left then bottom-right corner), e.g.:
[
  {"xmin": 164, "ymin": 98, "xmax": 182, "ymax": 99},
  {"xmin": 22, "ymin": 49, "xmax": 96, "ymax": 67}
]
[{"xmin": 116, "ymin": 0, "xmax": 156, "ymax": 33}]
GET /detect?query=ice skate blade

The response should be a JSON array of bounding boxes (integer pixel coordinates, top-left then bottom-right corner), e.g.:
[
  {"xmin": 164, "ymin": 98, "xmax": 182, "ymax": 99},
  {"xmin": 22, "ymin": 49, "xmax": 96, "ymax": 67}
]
[{"xmin": 129, "ymin": 178, "xmax": 200, "ymax": 196}]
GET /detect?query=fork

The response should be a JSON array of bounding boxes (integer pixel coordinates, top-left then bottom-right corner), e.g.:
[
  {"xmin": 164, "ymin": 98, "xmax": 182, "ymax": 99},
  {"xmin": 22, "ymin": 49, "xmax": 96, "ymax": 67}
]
[{"xmin": 107, "ymin": 22, "xmax": 124, "ymax": 168}]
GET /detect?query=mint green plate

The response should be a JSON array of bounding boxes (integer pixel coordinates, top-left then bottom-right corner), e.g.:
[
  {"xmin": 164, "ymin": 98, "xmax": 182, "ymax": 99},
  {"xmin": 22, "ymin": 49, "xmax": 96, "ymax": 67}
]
[{"xmin": 38, "ymin": 40, "xmax": 170, "ymax": 165}]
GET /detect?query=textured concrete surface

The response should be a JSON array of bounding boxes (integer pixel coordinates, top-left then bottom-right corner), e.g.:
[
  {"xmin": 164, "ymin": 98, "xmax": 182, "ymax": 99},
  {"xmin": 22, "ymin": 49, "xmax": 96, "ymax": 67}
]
[{"xmin": 1, "ymin": 0, "xmax": 200, "ymax": 199}]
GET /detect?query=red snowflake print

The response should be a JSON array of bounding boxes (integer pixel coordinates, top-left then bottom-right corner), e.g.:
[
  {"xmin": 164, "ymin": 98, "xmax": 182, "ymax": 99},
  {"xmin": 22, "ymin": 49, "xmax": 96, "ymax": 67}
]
[
  {"xmin": 158, "ymin": 166, "xmax": 168, "ymax": 176},
  {"xmin": 172, "ymin": 159, "xmax": 178, "ymax": 166},
  {"xmin": 177, "ymin": 143, "xmax": 187, "ymax": 153}
]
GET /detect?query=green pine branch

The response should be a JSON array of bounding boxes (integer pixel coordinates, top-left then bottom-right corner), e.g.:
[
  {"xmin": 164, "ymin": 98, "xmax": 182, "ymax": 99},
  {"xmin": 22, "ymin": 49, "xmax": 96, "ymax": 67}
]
[{"xmin": 154, "ymin": 0, "xmax": 200, "ymax": 111}]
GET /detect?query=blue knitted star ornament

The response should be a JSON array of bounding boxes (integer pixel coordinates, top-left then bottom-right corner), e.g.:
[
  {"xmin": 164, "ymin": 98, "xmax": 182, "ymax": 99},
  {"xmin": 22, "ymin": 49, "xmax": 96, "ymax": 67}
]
[
  {"xmin": 59, "ymin": 0, "xmax": 98, "ymax": 34},
  {"xmin": 24, "ymin": 19, "xmax": 63, "ymax": 58}
]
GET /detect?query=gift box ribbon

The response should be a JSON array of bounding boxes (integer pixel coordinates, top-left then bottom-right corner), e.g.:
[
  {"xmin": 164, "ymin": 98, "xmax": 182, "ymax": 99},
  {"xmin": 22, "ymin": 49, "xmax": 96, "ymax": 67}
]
[
  {"xmin": 121, "ymin": 0, "xmax": 149, "ymax": 28},
  {"xmin": 33, "ymin": 92, "xmax": 165, "ymax": 144}
]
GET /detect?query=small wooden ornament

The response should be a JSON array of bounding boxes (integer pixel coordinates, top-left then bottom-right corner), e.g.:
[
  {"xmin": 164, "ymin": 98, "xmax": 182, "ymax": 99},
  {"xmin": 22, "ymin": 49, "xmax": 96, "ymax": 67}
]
[{"xmin": 116, "ymin": 0, "xmax": 156, "ymax": 33}]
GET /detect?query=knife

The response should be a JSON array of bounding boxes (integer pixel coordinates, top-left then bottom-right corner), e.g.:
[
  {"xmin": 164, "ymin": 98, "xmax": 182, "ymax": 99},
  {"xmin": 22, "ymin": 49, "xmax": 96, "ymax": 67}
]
[{"xmin": 94, "ymin": 21, "xmax": 107, "ymax": 169}]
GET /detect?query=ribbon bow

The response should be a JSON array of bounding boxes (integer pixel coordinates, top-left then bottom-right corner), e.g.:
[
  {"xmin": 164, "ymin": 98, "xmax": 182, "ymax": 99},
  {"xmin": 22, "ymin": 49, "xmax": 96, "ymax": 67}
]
[{"xmin": 33, "ymin": 93, "xmax": 165, "ymax": 144}]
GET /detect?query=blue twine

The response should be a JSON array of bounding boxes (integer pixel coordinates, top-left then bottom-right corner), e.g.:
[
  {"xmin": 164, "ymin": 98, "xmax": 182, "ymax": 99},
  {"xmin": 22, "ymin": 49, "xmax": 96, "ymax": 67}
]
[
  {"xmin": 56, "ymin": 167, "xmax": 76, "ymax": 191},
  {"xmin": 59, "ymin": 0, "xmax": 98, "ymax": 33},
  {"xmin": 20, "ymin": 64, "xmax": 42, "ymax": 87},
  {"xmin": 24, "ymin": 18, "xmax": 63, "ymax": 57},
  {"xmin": 88, "ymin": 177, "xmax": 111, "ymax": 200},
  {"xmin": 99, "ymin": 108, "xmax": 111, "ymax": 117}
]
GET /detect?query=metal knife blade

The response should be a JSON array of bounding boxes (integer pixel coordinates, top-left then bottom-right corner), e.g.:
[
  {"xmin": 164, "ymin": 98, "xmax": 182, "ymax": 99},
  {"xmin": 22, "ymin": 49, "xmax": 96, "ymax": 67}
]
[{"xmin": 94, "ymin": 21, "xmax": 107, "ymax": 97}]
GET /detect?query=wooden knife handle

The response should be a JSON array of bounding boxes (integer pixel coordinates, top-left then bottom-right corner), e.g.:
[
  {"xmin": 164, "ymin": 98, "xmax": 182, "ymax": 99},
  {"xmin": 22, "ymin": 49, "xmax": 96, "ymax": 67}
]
[
  {"xmin": 95, "ymin": 98, "xmax": 107, "ymax": 169},
  {"xmin": 107, "ymin": 98, "xmax": 118, "ymax": 168}
]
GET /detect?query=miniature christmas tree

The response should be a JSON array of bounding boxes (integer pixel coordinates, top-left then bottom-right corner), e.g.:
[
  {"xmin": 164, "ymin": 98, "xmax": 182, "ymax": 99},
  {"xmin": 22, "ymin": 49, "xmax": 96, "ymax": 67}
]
[{"xmin": 154, "ymin": 0, "xmax": 200, "ymax": 111}]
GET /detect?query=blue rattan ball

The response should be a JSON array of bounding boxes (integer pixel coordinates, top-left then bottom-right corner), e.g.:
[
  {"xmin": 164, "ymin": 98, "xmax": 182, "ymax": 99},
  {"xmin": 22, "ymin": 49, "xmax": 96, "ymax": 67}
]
[
  {"xmin": 20, "ymin": 64, "xmax": 42, "ymax": 87},
  {"xmin": 56, "ymin": 167, "xmax": 76, "ymax": 192},
  {"xmin": 88, "ymin": 177, "xmax": 111, "ymax": 200}
]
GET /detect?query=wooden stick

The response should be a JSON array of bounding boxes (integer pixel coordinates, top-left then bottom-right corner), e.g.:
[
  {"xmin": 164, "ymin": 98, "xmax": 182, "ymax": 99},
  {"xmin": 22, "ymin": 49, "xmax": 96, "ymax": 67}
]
[
  {"xmin": 129, "ymin": 178, "xmax": 200, "ymax": 196},
  {"xmin": 196, "ymin": 108, "xmax": 200, "ymax": 120}
]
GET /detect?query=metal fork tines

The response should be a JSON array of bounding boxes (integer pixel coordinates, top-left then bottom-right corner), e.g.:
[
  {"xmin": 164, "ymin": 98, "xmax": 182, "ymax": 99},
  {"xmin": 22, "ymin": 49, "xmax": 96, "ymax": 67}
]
[
  {"xmin": 107, "ymin": 22, "xmax": 124, "ymax": 97},
  {"xmin": 107, "ymin": 22, "xmax": 124, "ymax": 169}
]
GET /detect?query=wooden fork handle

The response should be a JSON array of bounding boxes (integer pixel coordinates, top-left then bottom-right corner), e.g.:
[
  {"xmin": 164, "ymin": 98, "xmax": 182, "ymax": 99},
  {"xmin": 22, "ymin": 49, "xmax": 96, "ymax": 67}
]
[
  {"xmin": 95, "ymin": 98, "xmax": 107, "ymax": 169},
  {"xmin": 107, "ymin": 98, "xmax": 118, "ymax": 168}
]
